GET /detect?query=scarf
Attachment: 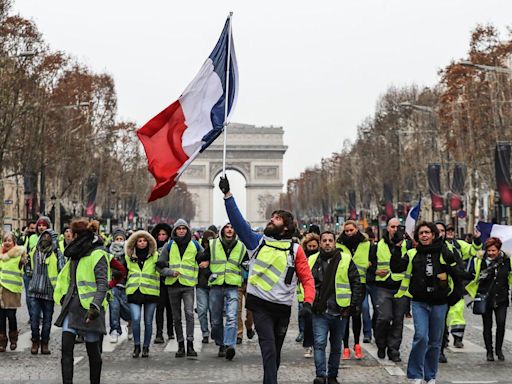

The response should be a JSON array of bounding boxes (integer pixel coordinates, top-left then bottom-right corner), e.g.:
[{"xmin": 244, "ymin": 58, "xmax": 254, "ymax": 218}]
[
  {"xmin": 64, "ymin": 232, "xmax": 97, "ymax": 260},
  {"xmin": 337, "ymin": 231, "xmax": 365, "ymax": 254}
]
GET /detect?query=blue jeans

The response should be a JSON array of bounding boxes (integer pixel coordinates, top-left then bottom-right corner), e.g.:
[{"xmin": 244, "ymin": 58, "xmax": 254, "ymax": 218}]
[
  {"xmin": 109, "ymin": 287, "xmax": 131, "ymax": 334},
  {"xmin": 28, "ymin": 297, "xmax": 54, "ymax": 342},
  {"xmin": 312, "ymin": 313, "xmax": 348, "ymax": 378},
  {"xmin": 209, "ymin": 286, "xmax": 239, "ymax": 347},
  {"xmin": 62, "ymin": 315, "xmax": 101, "ymax": 342},
  {"xmin": 362, "ymin": 286, "xmax": 372, "ymax": 339},
  {"xmin": 407, "ymin": 301, "xmax": 448, "ymax": 381},
  {"xmin": 298, "ymin": 302, "xmax": 305, "ymax": 333},
  {"xmin": 196, "ymin": 287, "xmax": 211, "ymax": 337},
  {"xmin": 129, "ymin": 302, "xmax": 157, "ymax": 348}
]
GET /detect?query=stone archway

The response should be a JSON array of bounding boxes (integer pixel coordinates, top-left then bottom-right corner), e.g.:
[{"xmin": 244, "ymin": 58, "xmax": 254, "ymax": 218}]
[{"xmin": 179, "ymin": 123, "xmax": 287, "ymax": 228}]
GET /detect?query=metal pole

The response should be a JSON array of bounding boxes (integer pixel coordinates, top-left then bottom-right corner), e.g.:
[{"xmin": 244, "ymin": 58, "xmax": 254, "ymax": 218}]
[{"xmin": 222, "ymin": 12, "xmax": 233, "ymax": 177}]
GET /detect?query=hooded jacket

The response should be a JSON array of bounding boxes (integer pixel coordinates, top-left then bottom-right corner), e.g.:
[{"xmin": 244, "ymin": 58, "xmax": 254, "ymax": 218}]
[
  {"xmin": 156, "ymin": 219, "xmax": 204, "ymax": 287},
  {"xmin": 125, "ymin": 230, "xmax": 159, "ymax": 304},
  {"xmin": 151, "ymin": 223, "xmax": 173, "ymax": 251}
]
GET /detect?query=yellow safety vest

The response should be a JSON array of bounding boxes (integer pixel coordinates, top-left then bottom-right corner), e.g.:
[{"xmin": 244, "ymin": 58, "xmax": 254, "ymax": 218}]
[
  {"xmin": 465, "ymin": 257, "xmax": 512, "ymax": 298},
  {"xmin": 30, "ymin": 248, "xmax": 59, "ymax": 288},
  {"xmin": 54, "ymin": 249, "xmax": 110, "ymax": 310},
  {"xmin": 375, "ymin": 239, "xmax": 404, "ymax": 282},
  {"xmin": 0, "ymin": 253, "xmax": 23, "ymax": 293},
  {"xmin": 336, "ymin": 241, "xmax": 369, "ymax": 283},
  {"xmin": 165, "ymin": 241, "xmax": 198, "ymax": 287},
  {"xmin": 296, "ymin": 252, "xmax": 320, "ymax": 302},
  {"xmin": 395, "ymin": 248, "xmax": 454, "ymax": 299},
  {"xmin": 249, "ymin": 240, "xmax": 292, "ymax": 292},
  {"xmin": 125, "ymin": 251, "xmax": 160, "ymax": 296},
  {"xmin": 208, "ymin": 239, "xmax": 246, "ymax": 287}
]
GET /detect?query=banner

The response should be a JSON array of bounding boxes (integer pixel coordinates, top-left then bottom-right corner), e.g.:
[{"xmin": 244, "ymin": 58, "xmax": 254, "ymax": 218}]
[
  {"xmin": 348, "ymin": 190, "xmax": 357, "ymax": 220},
  {"xmin": 383, "ymin": 183, "xmax": 394, "ymax": 218},
  {"xmin": 427, "ymin": 164, "xmax": 444, "ymax": 212},
  {"xmin": 450, "ymin": 164, "xmax": 466, "ymax": 210},
  {"xmin": 84, "ymin": 175, "xmax": 98, "ymax": 217},
  {"xmin": 495, "ymin": 143, "xmax": 512, "ymax": 206}
]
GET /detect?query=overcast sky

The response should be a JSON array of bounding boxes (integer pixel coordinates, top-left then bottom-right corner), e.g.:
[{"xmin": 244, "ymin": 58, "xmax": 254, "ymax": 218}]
[{"xmin": 14, "ymin": 0, "xmax": 512, "ymax": 186}]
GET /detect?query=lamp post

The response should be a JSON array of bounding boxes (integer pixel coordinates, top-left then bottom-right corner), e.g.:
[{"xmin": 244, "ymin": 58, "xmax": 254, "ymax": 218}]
[
  {"xmin": 72, "ymin": 200, "xmax": 77, "ymax": 218},
  {"xmin": 50, "ymin": 194, "xmax": 56, "ymax": 227},
  {"xmin": 459, "ymin": 61, "xmax": 512, "ymax": 74}
]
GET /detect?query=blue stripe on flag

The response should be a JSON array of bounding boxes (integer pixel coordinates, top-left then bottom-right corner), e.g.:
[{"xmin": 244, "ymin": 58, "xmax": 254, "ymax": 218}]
[{"xmin": 476, "ymin": 221, "xmax": 494, "ymax": 244}]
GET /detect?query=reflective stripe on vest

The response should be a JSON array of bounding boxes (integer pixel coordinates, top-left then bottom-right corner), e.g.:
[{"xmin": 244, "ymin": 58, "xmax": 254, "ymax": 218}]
[
  {"xmin": 0, "ymin": 256, "xmax": 23, "ymax": 293},
  {"xmin": 30, "ymin": 248, "xmax": 59, "ymax": 287},
  {"xmin": 395, "ymin": 249, "xmax": 453, "ymax": 299},
  {"xmin": 375, "ymin": 239, "xmax": 404, "ymax": 282},
  {"xmin": 209, "ymin": 239, "xmax": 245, "ymax": 287},
  {"xmin": 54, "ymin": 249, "xmax": 110, "ymax": 310},
  {"xmin": 335, "ymin": 254, "xmax": 352, "ymax": 307},
  {"xmin": 336, "ymin": 242, "xmax": 369, "ymax": 284},
  {"xmin": 125, "ymin": 251, "xmax": 160, "ymax": 297},
  {"xmin": 164, "ymin": 241, "xmax": 198, "ymax": 287},
  {"xmin": 248, "ymin": 241, "xmax": 291, "ymax": 292}
]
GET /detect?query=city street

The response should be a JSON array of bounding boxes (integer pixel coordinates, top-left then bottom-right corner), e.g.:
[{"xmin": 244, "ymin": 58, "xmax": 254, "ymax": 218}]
[{"xmin": 1, "ymin": 300, "xmax": 511, "ymax": 384}]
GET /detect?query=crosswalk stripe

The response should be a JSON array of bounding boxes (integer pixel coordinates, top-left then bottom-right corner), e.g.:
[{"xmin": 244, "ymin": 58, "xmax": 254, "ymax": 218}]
[{"xmin": 164, "ymin": 326, "xmax": 204, "ymax": 353}]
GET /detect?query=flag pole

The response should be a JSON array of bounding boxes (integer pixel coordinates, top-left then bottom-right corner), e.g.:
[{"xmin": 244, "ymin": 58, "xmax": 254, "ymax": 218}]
[{"xmin": 222, "ymin": 12, "xmax": 233, "ymax": 177}]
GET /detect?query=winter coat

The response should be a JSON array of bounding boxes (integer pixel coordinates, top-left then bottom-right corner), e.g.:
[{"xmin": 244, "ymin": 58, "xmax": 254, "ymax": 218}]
[
  {"xmin": 124, "ymin": 230, "xmax": 159, "ymax": 304},
  {"xmin": 0, "ymin": 246, "xmax": 27, "ymax": 308},
  {"xmin": 468, "ymin": 251, "xmax": 512, "ymax": 308}
]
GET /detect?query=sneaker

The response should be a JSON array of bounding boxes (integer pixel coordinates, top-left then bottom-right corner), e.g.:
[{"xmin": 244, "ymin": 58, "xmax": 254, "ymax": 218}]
[
  {"xmin": 363, "ymin": 336, "xmax": 371, "ymax": 343},
  {"xmin": 388, "ymin": 349, "xmax": 401, "ymax": 363},
  {"xmin": 304, "ymin": 347, "xmax": 313, "ymax": 358},
  {"xmin": 353, "ymin": 344, "xmax": 363, "ymax": 359},
  {"xmin": 295, "ymin": 332, "xmax": 304, "ymax": 343},
  {"xmin": 342, "ymin": 348, "xmax": 350, "ymax": 360},
  {"xmin": 426, "ymin": 380, "xmax": 436, "ymax": 384},
  {"xmin": 247, "ymin": 328, "xmax": 255, "ymax": 339},
  {"xmin": 377, "ymin": 347, "xmax": 386, "ymax": 359},
  {"xmin": 154, "ymin": 334, "xmax": 165, "ymax": 344},
  {"xmin": 225, "ymin": 346, "xmax": 235, "ymax": 361},
  {"xmin": 313, "ymin": 377, "xmax": 326, "ymax": 384},
  {"xmin": 109, "ymin": 330, "xmax": 119, "ymax": 343}
]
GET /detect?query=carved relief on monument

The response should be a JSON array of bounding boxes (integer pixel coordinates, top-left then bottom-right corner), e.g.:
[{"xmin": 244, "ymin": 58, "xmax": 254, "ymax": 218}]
[
  {"xmin": 183, "ymin": 165, "xmax": 206, "ymax": 179},
  {"xmin": 209, "ymin": 161, "xmax": 250, "ymax": 183},
  {"xmin": 255, "ymin": 166, "xmax": 279, "ymax": 179}
]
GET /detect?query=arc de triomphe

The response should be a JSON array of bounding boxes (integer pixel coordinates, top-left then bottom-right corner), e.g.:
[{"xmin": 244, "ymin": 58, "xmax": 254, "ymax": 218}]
[{"xmin": 179, "ymin": 123, "xmax": 287, "ymax": 228}]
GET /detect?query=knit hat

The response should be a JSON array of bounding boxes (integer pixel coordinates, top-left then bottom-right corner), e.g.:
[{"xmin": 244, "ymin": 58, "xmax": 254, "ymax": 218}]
[
  {"xmin": 36, "ymin": 216, "xmax": 52, "ymax": 230},
  {"xmin": 207, "ymin": 224, "xmax": 219, "ymax": 235},
  {"xmin": 112, "ymin": 228, "xmax": 126, "ymax": 241}
]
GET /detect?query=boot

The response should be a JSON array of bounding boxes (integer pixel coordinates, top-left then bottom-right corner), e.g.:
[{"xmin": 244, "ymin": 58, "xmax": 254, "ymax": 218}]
[
  {"xmin": 154, "ymin": 334, "xmax": 165, "ymax": 344},
  {"xmin": 142, "ymin": 346, "xmax": 149, "ymax": 358},
  {"xmin": 8, "ymin": 330, "xmax": 18, "ymax": 351},
  {"xmin": 496, "ymin": 350, "xmax": 505, "ymax": 361},
  {"xmin": 175, "ymin": 341, "xmax": 185, "ymax": 358},
  {"xmin": 487, "ymin": 349, "xmax": 495, "ymax": 362},
  {"xmin": 453, "ymin": 335, "xmax": 464, "ymax": 349},
  {"xmin": 31, "ymin": 339, "xmax": 39, "ymax": 355},
  {"xmin": 0, "ymin": 331, "xmax": 7, "ymax": 352},
  {"xmin": 186, "ymin": 340, "xmax": 197, "ymax": 357},
  {"xmin": 41, "ymin": 341, "xmax": 51, "ymax": 355},
  {"xmin": 86, "ymin": 341, "xmax": 102, "ymax": 384},
  {"xmin": 61, "ymin": 332, "xmax": 75, "ymax": 384},
  {"xmin": 132, "ymin": 345, "xmax": 141, "ymax": 358}
]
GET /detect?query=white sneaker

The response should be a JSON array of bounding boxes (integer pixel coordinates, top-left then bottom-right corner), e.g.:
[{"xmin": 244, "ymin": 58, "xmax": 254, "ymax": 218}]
[
  {"xmin": 109, "ymin": 330, "xmax": 119, "ymax": 343},
  {"xmin": 304, "ymin": 347, "xmax": 313, "ymax": 358},
  {"xmin": 408, "ymin": 380, "xmax": 423, "ymax": 384},
  {"xmin": 426, "ymin": 380, "xmax": 436, "ymax": 384}
]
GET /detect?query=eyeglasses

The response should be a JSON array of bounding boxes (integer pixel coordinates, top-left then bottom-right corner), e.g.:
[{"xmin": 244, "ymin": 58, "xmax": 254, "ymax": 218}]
[
  {"xmin": 418, "ymin": 230, "xmax": 432, "ymax": 235},
  {"xmin": 389, "ymin": 225, "xmax": 398, "ymax": 228}
]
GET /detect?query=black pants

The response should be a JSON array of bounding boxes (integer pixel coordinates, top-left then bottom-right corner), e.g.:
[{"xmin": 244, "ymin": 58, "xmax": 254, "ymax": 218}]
[
  {"xmin": 253, "ymin": 308, "xmax": 290, "ymax": 384},
  {"xmin": 343, "ymin": 313, "xmax": 362, "ymax": 347},
  {"xmin": 156, "ymin": 282, "xmax": 173, "ymax": 337},
  {"xmin": 374, "ymin": 287, "xmax": 408, "ymax": 352},
  {"xmin": 482, "ymin": 305, "xmax": 507, "ymax": 353},
  {"xmin": 0, "ymin": 309, "xmax": 17, "ymax": 332}
]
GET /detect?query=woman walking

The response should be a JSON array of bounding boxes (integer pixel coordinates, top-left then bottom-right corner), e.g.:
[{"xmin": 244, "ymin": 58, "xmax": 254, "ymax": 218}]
[
  {"xmin": 54, "ymin": 219, "xmax": 109, "ymax": 384},
  {"xmin": 466, "ymin": 237, "xmax": 512, "ymax": 361},
  {"xmin": 0, "ymin": 232, "xmax": 27, "ymax": 352},
  {"xmin": 125, "ymin": 230, "xmax": 160, "ymax": 358},
  {"xmin": 391, "ymin": 221, "xmax": 460, "ymax": 384}
]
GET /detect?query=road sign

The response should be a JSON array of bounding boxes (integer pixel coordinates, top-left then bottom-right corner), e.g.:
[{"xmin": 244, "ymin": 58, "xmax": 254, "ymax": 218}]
[
  {"xmin": 458, "ymin": 210, "xmax": 467, "ymax": 219},
  {"xmin": 4, "ymin": 199, "xmax": 13, "ymax": 205}
]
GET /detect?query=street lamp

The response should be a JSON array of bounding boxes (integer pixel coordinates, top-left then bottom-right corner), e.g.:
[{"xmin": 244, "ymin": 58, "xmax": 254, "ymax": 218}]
[
  {"xmin": 459, "ymin": 60, "xmax": 512, "ymax": 75},
  {"xmin": 72, "ymin": 200, "xmax": 77, "ymax": 217}
]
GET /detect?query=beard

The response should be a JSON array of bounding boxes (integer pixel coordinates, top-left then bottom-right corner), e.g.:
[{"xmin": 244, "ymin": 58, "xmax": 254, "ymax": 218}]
[{"xmin": 264, "ymin": 222, "xmax": 285, "ymax": 238}]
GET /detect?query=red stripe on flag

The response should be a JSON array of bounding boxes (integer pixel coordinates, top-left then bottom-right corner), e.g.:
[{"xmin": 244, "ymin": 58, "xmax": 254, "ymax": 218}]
[{"xmin": 137, "ymin": 100, "xmax": 189, "ymax": 202}]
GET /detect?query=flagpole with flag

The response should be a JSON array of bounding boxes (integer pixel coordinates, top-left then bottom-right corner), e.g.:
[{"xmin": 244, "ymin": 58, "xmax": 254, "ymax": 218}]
[
  {"xmin": 137, "ymin": 14, "xmax": 238, "ymax": 202},
  {"xmin": 405, "ymin": 195, "xmax": 422, "ymax": 239}
]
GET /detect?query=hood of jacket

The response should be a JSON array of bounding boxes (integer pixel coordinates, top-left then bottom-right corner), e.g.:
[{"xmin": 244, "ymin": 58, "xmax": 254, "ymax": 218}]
[
  {"xmin": 36, "ymin": 229, "xmax": 59, "ymax": 251},
  {"xmin": 125, "ymin": 230, "xmax": 157, "ymax": 258},
  {"xmin": 0, "ymin": 245, "xmax": 27, "ymax": 262},
  {"xmin": 151, "ymin": 223, "xmax": 173, "ymax": 239},
  {"xmin": 171, "ymin": 219, "xmax": 190, "ymax": 238}
]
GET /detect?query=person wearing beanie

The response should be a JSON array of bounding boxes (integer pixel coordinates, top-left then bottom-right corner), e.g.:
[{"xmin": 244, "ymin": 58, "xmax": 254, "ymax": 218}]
[
  {"xmin": 196, "ymin": 229, "xmax": 216, "ymax": 344},
  {"xmin": 26, "ymin": 228, "xmax": 65, "ymax": 355},
  {"xmin": 54, "ymin": 219, "xmax": 109, "ymax": 384},
  {"xmin": 124, "ymin": 231, "xmax": 160, "ymax": 358},
  {"xmin": 198, "ymin": 223, "xmax": 248, "ymax": 360},
  {"xmin": 108, "ymin": 229, "xmax": 131, "ymax": 343},
  {"xmin": 207, "ymin": 225, "xmax": 219, "ymax": 237},
  {"xmin": 156, "ymin": 218, "xmax": 203, "ymax": 358},
  {"xmin": 308, "ymin": 224, "xmax": 321, "ymax": 236},
  {"xmin": 0, "ymin": 232, "xmax": 27, "ymax": 352},
  {"xmin": 151, "ymin": 223, "xmax": 174, "ymax": 344}
]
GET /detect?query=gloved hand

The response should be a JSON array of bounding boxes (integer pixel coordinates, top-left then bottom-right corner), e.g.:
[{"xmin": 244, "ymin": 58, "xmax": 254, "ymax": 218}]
[
  {"xmin": 299, "ymin": 302, "xmax": 312, "ymax": 319},
  {"xmin": 85, "ymin": 304, "xmax": 100, "ymax": 324},
  {"xmin": 219, "ymin": 176, "xmax": 230, "ymax": 195}
]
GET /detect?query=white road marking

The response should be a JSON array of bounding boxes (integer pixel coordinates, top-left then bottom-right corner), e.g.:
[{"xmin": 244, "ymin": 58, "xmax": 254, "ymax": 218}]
[{"xmin": 73, "ymin": 356, "xmax": 84, "ymax": 365}]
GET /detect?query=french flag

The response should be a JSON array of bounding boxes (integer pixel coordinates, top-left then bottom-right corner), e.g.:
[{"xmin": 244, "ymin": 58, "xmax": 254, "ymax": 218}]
[
  {"xmin": 476, "ymin": 221, "xmax": 512, "ymax": 255},
  {"xmin": 137, "ymin": 15, "xmax": 238, "ymax": 202},
  {"xmin": 405, "ymin": 197, "xmax": 421, "ymax": 238}
]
